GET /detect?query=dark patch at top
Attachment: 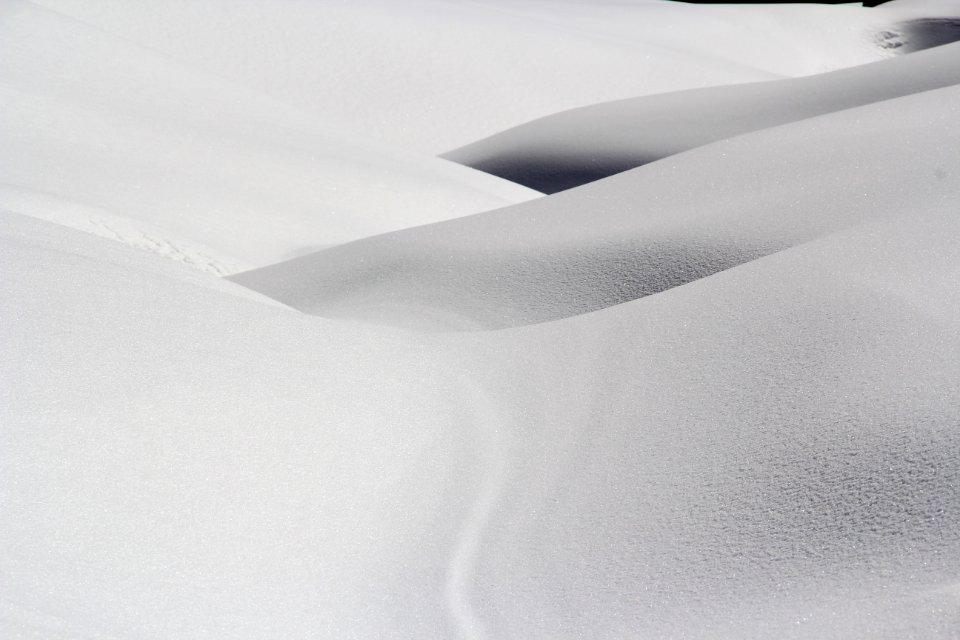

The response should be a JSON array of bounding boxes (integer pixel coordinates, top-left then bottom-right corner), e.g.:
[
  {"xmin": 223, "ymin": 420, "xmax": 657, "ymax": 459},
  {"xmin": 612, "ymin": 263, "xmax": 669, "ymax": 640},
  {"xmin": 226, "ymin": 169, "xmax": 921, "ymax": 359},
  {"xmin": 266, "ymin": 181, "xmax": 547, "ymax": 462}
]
[
  {"xmin": 667, "ymin": 1, "xmax": 894, "ymax": 5},
  {"xmin": 881, "ymin": 19, "xmax": 960, "ymax": 54},
  {"xmin": 467, "ymin": 154, "xmax": 652, "ymax": 195}
]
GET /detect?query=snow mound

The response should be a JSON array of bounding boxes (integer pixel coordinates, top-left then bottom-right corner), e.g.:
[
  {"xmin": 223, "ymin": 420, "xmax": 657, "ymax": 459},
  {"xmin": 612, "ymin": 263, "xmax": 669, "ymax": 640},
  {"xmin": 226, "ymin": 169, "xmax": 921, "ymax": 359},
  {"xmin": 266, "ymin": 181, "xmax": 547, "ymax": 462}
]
[
  {"xmin": 0, "ymin": 208, "xmax": 479, "ymax": 638},
  {"xmin": 5, "ymin": 1, "xmax": 960, "ymax": 638},
  {"xmin": 0, "ymin": 209, "xmax": 279, "ymax": 303},
  {"xmin": 455, "ymin": 205, "xmax": 960, "ymax": 639},
  {"xmin": 872, "ymin": 0, "xmax": 960, "ymax": 52},
  {"xmin": 0, "ymin": 1, "xmax": 539, "ymax": 271},
  {"xmin": 232, "ymin": 82, "xmax": 960, "ymax": 330},
  {"xmin": 5, "ymin": 166, "xmax": 960, "ymax": 640},
  {"xmin": 444, "ymin": 40, "xmax": 960, "ymax": 193},
  {"xmin": 31, "ymin": 0, "xmax": 899, "ymax": 153}
]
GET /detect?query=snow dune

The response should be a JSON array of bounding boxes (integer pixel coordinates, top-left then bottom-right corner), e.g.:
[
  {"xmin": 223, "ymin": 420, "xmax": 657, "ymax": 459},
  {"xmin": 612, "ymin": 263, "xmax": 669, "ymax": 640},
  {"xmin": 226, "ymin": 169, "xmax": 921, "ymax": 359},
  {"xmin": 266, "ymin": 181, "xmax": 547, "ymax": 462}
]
[
  {"xmin": 0, "ymin": 1, "xmax": 539, "ymax": 272},
  {"xmin": 3, "ymin": 1, "xmax": 960, "ymax": 639},
  {"xmin": 876, "ymin": 0, "xmax": 960, "ymax": 52},
  {"xmin": 30, "ymin": 0, "xmax": 899, "ymax": 153},
  {"xmin": 233, "ymin": 79, "xmax": 960, "ymax": 330},
  {"xmin": 894, "ymin": 17, "xmax": 960, "ymax": 51},
  {"xmin": 5, "ymin": 174, "xmax": 960, "ymax": 640},
  {"xmin": 453, "ymin": 205, "xmax": 960, "ymax": 639},
  {"xmin": 444, "ymin": 40, "xmax": 960, "ymax": 193},
  {"xmin": 1, "ymin": 209, "xmax": 474, "ymax": 638}
]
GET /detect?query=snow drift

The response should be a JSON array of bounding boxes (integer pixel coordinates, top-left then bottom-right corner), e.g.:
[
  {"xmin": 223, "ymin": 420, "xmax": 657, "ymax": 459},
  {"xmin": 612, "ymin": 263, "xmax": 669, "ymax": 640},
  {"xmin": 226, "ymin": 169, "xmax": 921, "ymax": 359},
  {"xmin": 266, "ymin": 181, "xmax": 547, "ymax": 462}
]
[
  {"xmin": 233, "ymin": 80, "xmax": 960, "ymax": 330},
  {"xmin": 29, "ymin": 0, "xmax": 903, "ymax": 152},
  {"xmin": 3, "ymin": 1, "xmax": 960, "ymax": 639},
  {"xmin": 444, "ymin": 40, "xmax": 960, "ymax": 193},
  {"xmin": 0, "ymin": 0, "xmax": 540, "ymax": 272}
]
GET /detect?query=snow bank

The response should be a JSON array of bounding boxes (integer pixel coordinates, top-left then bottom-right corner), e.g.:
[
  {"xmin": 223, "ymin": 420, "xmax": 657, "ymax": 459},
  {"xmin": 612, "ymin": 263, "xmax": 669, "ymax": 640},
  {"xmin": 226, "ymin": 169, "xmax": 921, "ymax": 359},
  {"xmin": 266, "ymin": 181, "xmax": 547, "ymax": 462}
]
[
  {"xmin": 5, "ymin": 174, "xmax": 960, "ymax": 640},
  {"xmin": 233, "ymin": 82, "xmax": 960, "ymax": 330},
  {"xmin": 873, "ymin": 0, "xmax": 960, "ymax": 53},
  {"xmin": 454, "ymin": 205, "xmax": 960, "ymax": 639},
  {"xmin": 444, "ymin": 40, "xmax": 960, "ymax": 192},
  {"xmin": 3, "ymin": 1, "xmax": 960, "ymax": 638},
  {"xmin": 0, "ymin": 1, "xmax": 539, "ymax": 272},
  {"xmin": 31, "ymin": 0, "xmax": 897, "ymax": 152},
  {"xmin": 0, "ymin": 208, "xmax": 480, "ymax": 638}
]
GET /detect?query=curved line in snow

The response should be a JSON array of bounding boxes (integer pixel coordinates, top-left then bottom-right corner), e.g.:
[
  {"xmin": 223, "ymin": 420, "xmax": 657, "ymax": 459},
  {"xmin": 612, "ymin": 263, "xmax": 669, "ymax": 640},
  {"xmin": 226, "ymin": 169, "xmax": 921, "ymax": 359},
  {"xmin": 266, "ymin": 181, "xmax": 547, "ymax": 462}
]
[{"xmin": 444, "ymin": 376, "xmax": 510, "ymax": 640}]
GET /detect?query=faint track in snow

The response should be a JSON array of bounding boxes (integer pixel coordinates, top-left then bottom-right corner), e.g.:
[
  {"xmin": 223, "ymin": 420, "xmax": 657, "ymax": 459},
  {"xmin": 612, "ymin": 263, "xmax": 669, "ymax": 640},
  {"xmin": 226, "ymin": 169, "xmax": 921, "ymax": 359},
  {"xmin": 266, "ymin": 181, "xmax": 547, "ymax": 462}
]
[
  {"xmin": 86, "ymin": 218, "xmax": 237, "ymax": 275},
  {"xmin": 0, "ymin": 185, "xmax": 242, "ymax": 275},
  {"xmin": 444, "ymin": 376, "xmax": 510, "ymax": 640}
]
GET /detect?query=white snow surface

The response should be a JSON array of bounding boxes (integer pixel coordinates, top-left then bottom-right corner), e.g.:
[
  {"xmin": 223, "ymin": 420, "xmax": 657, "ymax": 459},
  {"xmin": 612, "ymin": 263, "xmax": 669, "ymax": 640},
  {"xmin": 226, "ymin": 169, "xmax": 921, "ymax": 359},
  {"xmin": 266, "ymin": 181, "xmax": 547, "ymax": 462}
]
[
  {"xmin": 0, "ymin": 0, "xmax": 540, "ymax": 272},
  {"xmin": 234, "ymin": 79, "xmax": 960, "ymax": 330},
  {"xmin": 4, "ymin": 1, "xmax": 960, "ymax": 639},
  {"xmin": 443, "ymin": 40, "xmax": 960, "ymax": 192},
  {"xmin": 30, "ymin": 0, "xmax": 905, "ymax": 152}
]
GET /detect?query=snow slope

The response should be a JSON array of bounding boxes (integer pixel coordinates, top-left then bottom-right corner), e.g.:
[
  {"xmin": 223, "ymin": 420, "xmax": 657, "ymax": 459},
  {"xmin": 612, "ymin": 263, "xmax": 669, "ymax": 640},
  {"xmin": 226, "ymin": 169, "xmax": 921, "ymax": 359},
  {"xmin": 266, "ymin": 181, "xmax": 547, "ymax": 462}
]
[
  {"xmin": 30, "ymin": 0, "xmax": 901, "ymax": 152},
  {"xmin": 0, "ymin": 1, "xmax": 539, "ymax": 272},
  {"xmin": 874, "ymin": 0, "xmax": 960, "ymax": 53},
  {"xmin": 0, "ymin": 209, "xmax": 475, "ymax": 639},
  {"xmin": 233, "ymin": 81, "xmax": 960, "ymax": 330},
  {"xmin": 3, "ymin": 1, "xmax": 960, "ymax": 639},
  {"xmin": 457, "ymin": 206, "xmax": 960, "ymax": 639},
  {"xmin": 444, "ymin": 40, "xmax": 960, "ymax": 193},
  {"xmin": 4, "ymin": 170, "xmax": 960, "ymax": 640}
]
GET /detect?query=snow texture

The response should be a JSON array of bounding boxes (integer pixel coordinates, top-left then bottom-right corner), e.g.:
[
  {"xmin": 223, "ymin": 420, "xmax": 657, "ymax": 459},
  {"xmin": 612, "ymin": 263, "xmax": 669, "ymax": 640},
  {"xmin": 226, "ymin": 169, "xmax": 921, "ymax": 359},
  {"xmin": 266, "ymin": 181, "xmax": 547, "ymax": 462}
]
[
  {"xmin": 0, "ymin": 1, "xmax": 540, "ymax": 271},
  {"xmin": 3, "ymin": 1, "xmax": 960, "ymax": 639},
  {"xmin": 234, "ymin": 79, "xmax": 960, "ymax": 330},
  {"xmin": 444, "ymin": 40, "xmax": 960, "ymax": 192}
]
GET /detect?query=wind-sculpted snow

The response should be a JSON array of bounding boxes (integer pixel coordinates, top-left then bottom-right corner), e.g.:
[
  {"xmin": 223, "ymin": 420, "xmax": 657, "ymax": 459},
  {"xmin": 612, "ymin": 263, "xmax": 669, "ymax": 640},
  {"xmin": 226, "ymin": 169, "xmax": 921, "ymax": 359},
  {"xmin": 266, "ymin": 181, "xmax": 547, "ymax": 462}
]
[
  {"xmin": 894, "ymin": 17, "xmax": 960, "ymax": 51},
  {"xmin": 4, "ymin": 195, "xmax": 960, "ymax": 640},
  {"xmin": 0, "ymin": 1, "xmax": 539, "ymax": 271},
  {"xmin": 233, "ymin": 83, "xmax": 960, "ymax": 330},
  {"xmin": 0, "ymin": 210, "xmax": 289, "ymax": 310},
  {"xmin": 444, "ymin": 41, "xmax": 960, "ymax": 192},
  {"xmin": 454, "ymin": 208, "xmax": 960, "ymax": 638},
  {"xmin": 874, "ymin": 0, "xmax": 960, "ymax": 52},
  {"xmin": 0, "ymin": 213, "xmax": 481, "ymax": 638},
  {"xmin": 4, "ymin": 1, "xmax": 960, "ymax": 638},
  {"xmin": 31, "ymin": 0, "xmax": 899, "ymax": 153}
]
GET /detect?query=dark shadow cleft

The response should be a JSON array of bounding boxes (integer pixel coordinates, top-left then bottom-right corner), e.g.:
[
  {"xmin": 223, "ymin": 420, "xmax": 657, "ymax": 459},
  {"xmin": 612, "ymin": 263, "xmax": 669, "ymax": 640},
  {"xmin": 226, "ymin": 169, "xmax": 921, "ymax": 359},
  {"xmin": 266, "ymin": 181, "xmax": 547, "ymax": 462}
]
[
  {"xmin": 470, "ymin": 154, "xmax": 650, "ymax": 194},
  {"xmin": 884, "ymin": 18, "xmax": 960, "ymax": 54}
]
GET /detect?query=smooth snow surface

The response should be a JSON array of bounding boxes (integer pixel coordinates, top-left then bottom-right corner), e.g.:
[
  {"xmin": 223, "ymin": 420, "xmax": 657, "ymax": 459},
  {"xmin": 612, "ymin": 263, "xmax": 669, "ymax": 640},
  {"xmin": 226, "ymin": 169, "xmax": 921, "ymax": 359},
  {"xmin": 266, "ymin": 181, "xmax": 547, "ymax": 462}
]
[
  {"xmin": 29, "ymin": 0, "xmax": 906, "ymax": 152},
  {"xmin": 444, "ymin": 40, "xmax": 960, "ymax": 192},
  {"xmin": 4, "ymin": 1, "xmax": 960, "ymax": 639},
  {"xmin": 234, "ymin": 81, "xmax": 960, "ymax": 330},
  {"xmin": 0, "ymin": 0, "xmax": 540, "ymax": 272}
]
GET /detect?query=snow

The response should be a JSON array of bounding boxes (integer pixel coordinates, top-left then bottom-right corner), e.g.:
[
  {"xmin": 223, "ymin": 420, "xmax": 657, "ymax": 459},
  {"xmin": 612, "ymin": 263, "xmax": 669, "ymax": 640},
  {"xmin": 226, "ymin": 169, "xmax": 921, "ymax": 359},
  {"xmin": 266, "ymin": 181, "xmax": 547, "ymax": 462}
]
[
  {"xmin": 443, "ymin": 40, "xmax": 960, "ymax": 192},
  {"xmin": 3, "ymin": 1, "xmax": 960, "ymax": 639},
  {"xmin": 461, "ymin": 206, "xmax": 960, "ymax": 639},
  {"xmin": 233, "ymin": 80, "xmax": 960, "ymax": 330},
  {"xmin": 0, "ymin": 0, "xmax": 540, "ymax": 271},
  {"xmin": 1, "ymin": 209, "xmax": 468, "ymax": 638},
  {"xmin": 30, "ymin": 0, "xmax": 903, "ymax": 152}
]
